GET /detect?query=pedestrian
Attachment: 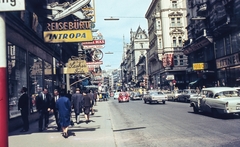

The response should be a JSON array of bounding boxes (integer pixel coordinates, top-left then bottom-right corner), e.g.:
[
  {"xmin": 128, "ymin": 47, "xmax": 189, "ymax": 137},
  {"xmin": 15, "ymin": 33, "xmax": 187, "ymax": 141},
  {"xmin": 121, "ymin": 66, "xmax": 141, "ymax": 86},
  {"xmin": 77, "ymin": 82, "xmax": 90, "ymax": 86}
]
[
  {"xmin": 82, "ymin": 89, "xmax": 92, "ymax": 123},
  {"xmin": 88, "ymin": 89, "xmax": 95, "ymax": 115},
  {"xmin": 18, "ymin": 87, "xmax": 29, "ymax": 132},
  {"xmin": 66, "ymin": 90, "xmax": 72, "ymax": 101},
  {"xmin": 36, "ymin": 87, "xmax": 51, "ymax": 132},
  {"xmin": 71, "ymin": 88, "xmax": 83, "ymax": 124},
  {"xmin": 50, "ymin": 89, "xmax": 61, "ymax": 131},
  {"xmin": 93, "ymin": 90, "xmax": 98, "ymax": 106},
  {"xmin": 56, "ymin": 89, "xmax": 71, "ymax": 138}
]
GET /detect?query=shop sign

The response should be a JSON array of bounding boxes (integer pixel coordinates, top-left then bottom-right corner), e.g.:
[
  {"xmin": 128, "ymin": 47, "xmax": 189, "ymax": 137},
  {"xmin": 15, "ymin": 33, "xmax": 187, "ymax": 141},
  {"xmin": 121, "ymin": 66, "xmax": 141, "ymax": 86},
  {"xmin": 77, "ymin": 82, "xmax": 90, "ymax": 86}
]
[
  {"xmin": 83, "ymin": 45, "xmax": 105, "ymax": 49},
  {"xmin": 82, "ymin": 39, "xmax": 105, "ymax": 45},
  {"xmin": 162, "ymin": 53, "xmax": 174, "ymax": 67},
  {"xmin": 193, "ymin": 63, "xmax": 207, "ymax": 70},
  {"xmin": 0, "ymin": 0, "xmax": 25, "ymax": 11},
  {"xmin": 44, "ymin": 30, "xmax": 93, "ymax": 43},
  {"xmin": 216, "ymin": 52, "xmax": 240, "ymax": 69},
  {"xmin": 64, "ymin": 60, "xmax": 88, "ymax": 74},
  {"xmin": 166, "ymin": 75, "xmax": 174, "ymax": 80}
]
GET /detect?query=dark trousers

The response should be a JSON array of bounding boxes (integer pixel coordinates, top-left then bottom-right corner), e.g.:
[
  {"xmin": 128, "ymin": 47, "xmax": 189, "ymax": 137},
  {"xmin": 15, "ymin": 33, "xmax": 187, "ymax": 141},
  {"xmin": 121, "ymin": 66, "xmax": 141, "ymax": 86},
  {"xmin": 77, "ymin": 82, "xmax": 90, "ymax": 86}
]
[
  {"xmin": 38, "ymin": 110, "xmax": 49, "ymax": 129},
  {"xmin": 54, "ymin": 110, "xmax": 60, "ymax": 129},
  {"xmin": 21, "ymin": 109, "xmax": 29, "ymax": 130}
]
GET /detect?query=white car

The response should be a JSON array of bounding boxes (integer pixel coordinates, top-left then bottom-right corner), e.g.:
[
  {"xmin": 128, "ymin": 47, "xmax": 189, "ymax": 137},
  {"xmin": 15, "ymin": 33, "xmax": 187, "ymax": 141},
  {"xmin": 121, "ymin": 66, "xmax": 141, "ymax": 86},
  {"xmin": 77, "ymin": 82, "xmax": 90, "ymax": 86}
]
[
  {"xmin": 143, "ymin": 91, "xmax": 168, "ymax": 104},
  {"xmin": 189, "ymin": 87, "xmax": 240, "ymax": 117},
  {"xmin": 114, "ymin": 92, "xmax": 120, "ymax": 99}
]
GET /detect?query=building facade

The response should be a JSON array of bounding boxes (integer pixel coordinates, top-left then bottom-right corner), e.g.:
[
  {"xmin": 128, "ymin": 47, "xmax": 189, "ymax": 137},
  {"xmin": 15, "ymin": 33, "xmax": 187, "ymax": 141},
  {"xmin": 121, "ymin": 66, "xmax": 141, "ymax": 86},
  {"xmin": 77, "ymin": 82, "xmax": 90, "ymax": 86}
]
[
  {"xmin": 183, "ymin": 0, "xmax": 240, "ymax": 88},
  {"xmin": 145, "ymin": 0, "xmax": 188, "ymax": 90}
]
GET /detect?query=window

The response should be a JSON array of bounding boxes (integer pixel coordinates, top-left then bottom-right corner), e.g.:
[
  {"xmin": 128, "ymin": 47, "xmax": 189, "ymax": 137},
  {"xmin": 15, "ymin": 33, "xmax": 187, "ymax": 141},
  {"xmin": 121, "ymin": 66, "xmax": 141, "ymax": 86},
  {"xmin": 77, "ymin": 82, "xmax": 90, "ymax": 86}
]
[
  {"xmin": 174, "ymin": 56, "xmax": 178, "ymax": 65},
  {"xmin": 171, "ymin": 18, "xmax": 175, "ymax": 27},
  {"xmin": 172, "ymin": 1, "xmax": 177, "ymax": 8},
  {"xmin": 177, "ymin": 18, "xmax": 181, "ymax": 26},
  {"xmin": 178, "ymin": 37, "xmax": 182, "ymax": 47},
  {"xmin": 159, "ymin": 39, "xmax": 162, "ymax": 49},
  {"xmin": 173, "ymin": 37, "xmax": 176, "ymax": 47}
]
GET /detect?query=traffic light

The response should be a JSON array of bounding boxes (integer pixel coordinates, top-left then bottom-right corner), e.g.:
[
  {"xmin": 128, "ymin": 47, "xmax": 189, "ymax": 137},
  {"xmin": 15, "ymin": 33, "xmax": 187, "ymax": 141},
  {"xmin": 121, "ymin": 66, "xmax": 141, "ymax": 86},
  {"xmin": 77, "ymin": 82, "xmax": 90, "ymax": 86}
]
[{"xmin": 144, "ymin": 78, "xmax": 148, "ymax": 88}]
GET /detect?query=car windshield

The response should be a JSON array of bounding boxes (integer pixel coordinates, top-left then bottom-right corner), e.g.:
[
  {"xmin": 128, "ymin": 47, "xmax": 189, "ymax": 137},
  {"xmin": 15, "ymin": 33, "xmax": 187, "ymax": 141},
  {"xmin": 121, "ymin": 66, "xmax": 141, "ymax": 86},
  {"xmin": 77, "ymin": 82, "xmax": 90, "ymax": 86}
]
[
  {"xmin": 150, "ymin": 92, "xmax": 163, "ymax": 95},
  {"xmin": 215, "ymin": 91, "xmax": 238, "ymax": 98}
]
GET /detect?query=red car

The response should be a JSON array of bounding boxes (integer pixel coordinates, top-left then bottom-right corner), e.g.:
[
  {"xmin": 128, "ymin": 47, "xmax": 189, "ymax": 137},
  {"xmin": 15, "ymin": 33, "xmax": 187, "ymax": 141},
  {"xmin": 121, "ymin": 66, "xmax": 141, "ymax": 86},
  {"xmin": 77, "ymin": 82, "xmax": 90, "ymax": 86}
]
[{"xmin": 118, "ymin": 92, "xmax": 130, "ymax": 103}]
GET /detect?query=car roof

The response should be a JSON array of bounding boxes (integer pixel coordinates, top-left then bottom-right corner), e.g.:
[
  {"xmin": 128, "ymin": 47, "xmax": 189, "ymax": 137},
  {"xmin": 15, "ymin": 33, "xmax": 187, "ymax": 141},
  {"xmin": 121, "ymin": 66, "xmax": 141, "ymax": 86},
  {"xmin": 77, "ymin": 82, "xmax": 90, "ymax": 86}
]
[{"xmin": 202, "ymin": 87, "xmax": 238, "ymax": 92}]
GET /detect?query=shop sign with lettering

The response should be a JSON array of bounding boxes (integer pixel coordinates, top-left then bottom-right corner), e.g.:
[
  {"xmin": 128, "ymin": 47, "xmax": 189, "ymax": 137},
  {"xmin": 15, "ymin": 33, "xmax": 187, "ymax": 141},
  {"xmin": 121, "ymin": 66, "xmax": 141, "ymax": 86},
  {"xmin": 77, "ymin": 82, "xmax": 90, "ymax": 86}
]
[
  {"xmin": 216, "ymin": 53, "xmax": 240, "ymax": 69},
  {"xmin": 44, "ymin": 30, "xmax": 93, "ymax": 43},
  {"xmin": 0, "ymin": 0, "xmax": 25, "ymax": 11},
  {"xmin": 193, "ymin": 63, "xmax": 207, "ymax": 70},
  {"xmin": 63, "ymin": 60, "xmax": 88, "ymax": 74}
]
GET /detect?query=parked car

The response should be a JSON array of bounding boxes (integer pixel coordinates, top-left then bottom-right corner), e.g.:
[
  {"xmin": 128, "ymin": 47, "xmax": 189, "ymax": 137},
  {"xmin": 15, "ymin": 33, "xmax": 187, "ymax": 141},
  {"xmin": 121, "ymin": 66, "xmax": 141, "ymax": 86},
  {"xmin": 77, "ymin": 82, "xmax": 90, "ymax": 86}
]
[
  {"xmin": 114, "ymin": 92, "xmax": 120, "ymax": 99},
  {"xmin": 164, "ymin": 90, "xmax": 183, "ymax": 101},
  {"xmin": 189, "ymin": 87, "xmax": 240, "ymax": 117},
  {"xmin": 130, "ymin": 92, "xmax": 142, "ymax": 100},
  {"xmin": 178, "ymin": 89, "xmax": 197, "ymax": 102},
  {"xmin": 143, "ymin": 91, "xmax": 168, "ymax": 104},
  {"xmin": 118, "ymin": 92, "xmax": 130, "ymax": 103}
]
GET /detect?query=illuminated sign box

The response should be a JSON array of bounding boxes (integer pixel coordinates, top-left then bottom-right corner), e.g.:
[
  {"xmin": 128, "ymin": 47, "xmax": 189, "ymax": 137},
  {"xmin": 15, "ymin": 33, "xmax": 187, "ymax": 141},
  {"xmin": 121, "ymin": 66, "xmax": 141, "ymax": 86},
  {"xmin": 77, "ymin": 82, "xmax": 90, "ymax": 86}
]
[
  {"xmin": 193, "ymin": 63, "xmax": 207, "ymax": 70},
  {"xmin": 43, "ymin": 30, "xmax": 93, "ymax": 43}
]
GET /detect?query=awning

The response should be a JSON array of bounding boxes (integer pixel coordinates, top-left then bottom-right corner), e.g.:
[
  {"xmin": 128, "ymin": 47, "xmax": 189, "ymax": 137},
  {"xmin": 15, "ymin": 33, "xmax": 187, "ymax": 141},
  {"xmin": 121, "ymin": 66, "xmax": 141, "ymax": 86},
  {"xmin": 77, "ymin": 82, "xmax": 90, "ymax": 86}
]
[{"xmin": 189, "ymin": 79, "xmax": 201, "ymax": 85}]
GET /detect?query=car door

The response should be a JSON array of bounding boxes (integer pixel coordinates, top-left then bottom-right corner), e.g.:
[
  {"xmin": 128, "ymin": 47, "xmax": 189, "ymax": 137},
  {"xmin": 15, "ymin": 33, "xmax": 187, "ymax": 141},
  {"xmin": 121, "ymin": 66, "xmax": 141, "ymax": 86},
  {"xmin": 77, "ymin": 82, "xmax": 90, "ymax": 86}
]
[{"xmin": 200, "ymin": 90, "xmax": 213, "ymax": 112}]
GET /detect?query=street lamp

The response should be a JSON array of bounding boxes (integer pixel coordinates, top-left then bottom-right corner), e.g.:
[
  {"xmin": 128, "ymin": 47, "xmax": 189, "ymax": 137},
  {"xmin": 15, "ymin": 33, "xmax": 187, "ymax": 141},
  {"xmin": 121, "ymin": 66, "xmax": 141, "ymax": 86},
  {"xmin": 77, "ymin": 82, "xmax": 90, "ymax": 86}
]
[
  {"xmin": 104, "ymin": 16, "xmax": 119, "ymax": 21},
  {"xmin": 105, "ymin": 51, "xmax": 114, "ymax": 54}
]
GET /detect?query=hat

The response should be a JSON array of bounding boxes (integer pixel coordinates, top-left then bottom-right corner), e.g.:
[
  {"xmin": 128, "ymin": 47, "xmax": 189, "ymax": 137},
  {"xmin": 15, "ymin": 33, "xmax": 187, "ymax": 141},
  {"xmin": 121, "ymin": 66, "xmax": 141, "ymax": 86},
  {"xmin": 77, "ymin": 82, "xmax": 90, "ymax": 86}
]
[{"xmin": 76, "ymin": 88, "xmax": 80, "ymax": 91}]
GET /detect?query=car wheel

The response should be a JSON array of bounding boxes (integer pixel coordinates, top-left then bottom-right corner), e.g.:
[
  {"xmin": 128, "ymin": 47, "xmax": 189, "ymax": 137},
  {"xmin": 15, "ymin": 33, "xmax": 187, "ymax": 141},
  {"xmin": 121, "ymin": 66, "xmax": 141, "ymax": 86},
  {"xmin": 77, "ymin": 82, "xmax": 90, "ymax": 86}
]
[
  {"xmin": 144, "ymin": 100, "xmax": 146, "ymax": 103},
  {"xmin": 162, "ymin": 101, "xmax": 166, "ymax": 104},
  {"xmin": 212, "ymin": 109, "xmax": 220, "ymax": 118},
  {"xmin": 193, "ymin": 105, "xmax": 199, "ymax": 113}
]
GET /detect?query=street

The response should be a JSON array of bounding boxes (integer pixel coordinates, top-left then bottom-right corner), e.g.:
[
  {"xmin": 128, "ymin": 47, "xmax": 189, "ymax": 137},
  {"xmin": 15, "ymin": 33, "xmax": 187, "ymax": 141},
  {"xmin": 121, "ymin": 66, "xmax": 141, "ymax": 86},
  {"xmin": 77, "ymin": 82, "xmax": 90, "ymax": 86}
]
[
  {"xmin": 109, "ymin": 98, "xmax": 240, "ymax": 147},
  {"xmin": 8, "ymin": 98, "xmax": 240, "ymax": 147}
]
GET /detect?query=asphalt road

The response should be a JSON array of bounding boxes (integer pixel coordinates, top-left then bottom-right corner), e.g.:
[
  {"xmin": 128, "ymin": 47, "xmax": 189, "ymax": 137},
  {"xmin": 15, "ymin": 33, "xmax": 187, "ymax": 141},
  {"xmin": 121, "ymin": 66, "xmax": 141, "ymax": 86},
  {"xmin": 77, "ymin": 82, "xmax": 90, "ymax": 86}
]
[{"xmin": 108, "ymin": 98, "xmax": 240, "ymax": 147}]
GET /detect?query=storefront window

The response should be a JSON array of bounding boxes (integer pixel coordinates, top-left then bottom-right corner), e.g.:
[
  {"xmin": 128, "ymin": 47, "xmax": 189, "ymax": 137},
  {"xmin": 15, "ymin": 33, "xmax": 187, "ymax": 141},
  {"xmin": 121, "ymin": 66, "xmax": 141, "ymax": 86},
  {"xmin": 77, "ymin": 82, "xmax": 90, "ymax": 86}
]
[
  {"xmin": 44, "ymin": 61, "xmax": 53, "ymax": 95},
  {"xmin": 8, "ymin": 43, "xmax": 27, "ymax": 118},
  {"xmin": 28, "ymin": 53, "xmax": 43, "ymax": 113}
]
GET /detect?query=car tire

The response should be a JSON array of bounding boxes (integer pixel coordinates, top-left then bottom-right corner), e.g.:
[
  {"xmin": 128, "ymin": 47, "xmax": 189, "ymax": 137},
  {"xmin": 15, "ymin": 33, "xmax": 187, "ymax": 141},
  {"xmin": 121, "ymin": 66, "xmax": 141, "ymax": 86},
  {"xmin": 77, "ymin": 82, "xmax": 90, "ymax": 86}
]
[
  {"xmin": 162, "ymin": 101, "xmax": 166, "ymax": 104},
  {"xmin": 144, "ymin": 100, "xmax": 146, "ymax": 103}
]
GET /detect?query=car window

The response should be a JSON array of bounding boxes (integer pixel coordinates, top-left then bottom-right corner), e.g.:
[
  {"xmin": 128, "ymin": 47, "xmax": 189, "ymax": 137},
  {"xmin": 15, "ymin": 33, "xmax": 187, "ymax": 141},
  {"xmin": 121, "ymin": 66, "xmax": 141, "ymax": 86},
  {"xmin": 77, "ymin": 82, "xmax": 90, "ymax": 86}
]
[{"xmin": 215, "ymin": 91, "xmax": 238, "ymax": 98}]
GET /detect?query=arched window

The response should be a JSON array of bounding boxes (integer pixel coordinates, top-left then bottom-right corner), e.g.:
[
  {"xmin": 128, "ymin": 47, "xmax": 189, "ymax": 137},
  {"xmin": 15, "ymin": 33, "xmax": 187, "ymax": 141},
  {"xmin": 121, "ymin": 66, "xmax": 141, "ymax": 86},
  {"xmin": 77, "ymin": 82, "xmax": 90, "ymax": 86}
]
[
  {"xmin": 173, "ymin": 37, "xmax": 176, "ymax": 47},
  {"xmin": 178, "ymin": 37, "xmax": 182, "ymax": 47}
]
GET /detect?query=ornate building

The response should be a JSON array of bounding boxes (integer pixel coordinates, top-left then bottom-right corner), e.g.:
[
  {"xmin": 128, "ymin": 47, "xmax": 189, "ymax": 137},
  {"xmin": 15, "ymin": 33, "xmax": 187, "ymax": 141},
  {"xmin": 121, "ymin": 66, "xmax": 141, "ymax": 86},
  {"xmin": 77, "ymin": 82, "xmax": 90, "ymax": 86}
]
[{"xmin": 145, "ymin": 0, "xmax": 188, "ymax": 90}]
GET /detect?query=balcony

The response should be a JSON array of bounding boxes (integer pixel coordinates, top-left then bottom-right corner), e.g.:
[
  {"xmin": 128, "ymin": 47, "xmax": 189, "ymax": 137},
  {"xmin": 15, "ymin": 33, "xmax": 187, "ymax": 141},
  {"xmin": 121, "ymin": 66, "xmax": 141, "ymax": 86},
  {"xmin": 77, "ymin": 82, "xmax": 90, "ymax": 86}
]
[
  {"xmin": 170, "ymin": 23, "xmax": 183, "ymax": 28},
  {"xmin": 213, "ymin": 15, "xmax": 238, "ymax": 36}
]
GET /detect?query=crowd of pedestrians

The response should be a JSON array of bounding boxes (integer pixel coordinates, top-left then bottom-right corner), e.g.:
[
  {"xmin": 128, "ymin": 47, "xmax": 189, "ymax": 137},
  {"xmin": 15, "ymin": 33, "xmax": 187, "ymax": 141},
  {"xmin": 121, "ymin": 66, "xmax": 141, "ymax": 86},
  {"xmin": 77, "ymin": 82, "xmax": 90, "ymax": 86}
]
[{"xmin": 18, "ymin": 86, "xmax": 98, "ymax": 139}]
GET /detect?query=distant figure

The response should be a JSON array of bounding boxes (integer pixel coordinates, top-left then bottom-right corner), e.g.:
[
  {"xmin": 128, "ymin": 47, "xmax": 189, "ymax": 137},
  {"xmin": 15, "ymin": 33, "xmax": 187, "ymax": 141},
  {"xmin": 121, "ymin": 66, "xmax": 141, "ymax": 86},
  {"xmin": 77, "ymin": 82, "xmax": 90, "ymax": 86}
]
[
  {"xmin": 66, "ymin": 90, "xmax": 72, "ymax": 101},
  {"xmin": 18, "ymin": 87, "xmax": 29, "ymax": 132},
  {"xmin": 50, "ymin": 89, "xmax": 61, "ymax": 131},
  {"xmin": 93, "ymin": 90, "xmax": 98, "ymax": 106},
  {"xmin": 56, "ymin": 89, "xmax": 71, "ymax": 138},
  {"xmin": 82, "ymin": 89, "xmax": 92, "ymax": 123},
  {"xmin": 36, "ymin": 87, "xmax": 51, "ymax": 132},
  {"xmin": 71, "ymin": 88, "xmax": 83, "ymax": 124},
  {"xmin": 88, "ymin": 89, "xmax": 94, "ymax": 115}
]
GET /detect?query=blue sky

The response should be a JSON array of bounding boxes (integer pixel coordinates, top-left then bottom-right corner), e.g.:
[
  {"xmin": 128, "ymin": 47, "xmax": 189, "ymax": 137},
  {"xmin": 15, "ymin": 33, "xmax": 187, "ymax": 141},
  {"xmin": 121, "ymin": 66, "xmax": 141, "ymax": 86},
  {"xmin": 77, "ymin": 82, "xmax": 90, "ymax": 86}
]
[{"xmin": 94, "ymin": 0, "xmax": 152, "ymax": 70}]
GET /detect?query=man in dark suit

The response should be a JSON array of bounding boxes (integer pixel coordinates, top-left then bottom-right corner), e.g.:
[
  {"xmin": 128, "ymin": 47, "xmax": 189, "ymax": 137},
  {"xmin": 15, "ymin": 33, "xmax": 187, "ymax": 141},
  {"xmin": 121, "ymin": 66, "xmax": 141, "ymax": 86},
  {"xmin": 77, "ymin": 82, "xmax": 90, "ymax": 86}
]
[
  {"xmin": 51, "ymin": 89, "xmax": 61, "ymax": 131},
  {"xmin": 36, "ymin": 87, "xmax": 51, "ymax": 132},
  {"xmin": 71, "ymin": 88, "xmax": 83, "ymax": 124},
  {"xmin": 18, "ymin": 87, "xmax": 29, "ymax": 132}
]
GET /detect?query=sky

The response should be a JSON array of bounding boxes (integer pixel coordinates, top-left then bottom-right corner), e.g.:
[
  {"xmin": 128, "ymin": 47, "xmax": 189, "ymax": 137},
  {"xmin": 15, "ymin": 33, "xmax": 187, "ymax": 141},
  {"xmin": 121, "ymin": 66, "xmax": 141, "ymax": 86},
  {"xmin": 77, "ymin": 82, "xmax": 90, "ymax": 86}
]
[{"xmin": 94, "ymin": 0, "xmax": 152, "ymax": 70}]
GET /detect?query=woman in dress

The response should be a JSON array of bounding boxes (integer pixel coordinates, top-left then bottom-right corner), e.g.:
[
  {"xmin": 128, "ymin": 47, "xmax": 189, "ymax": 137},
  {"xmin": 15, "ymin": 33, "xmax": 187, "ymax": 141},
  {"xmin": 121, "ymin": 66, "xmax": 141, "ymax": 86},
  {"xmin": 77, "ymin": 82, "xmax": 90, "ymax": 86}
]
[{"xmin": 56, "ymin": 89, "xmax": 71, "ymax": 138}]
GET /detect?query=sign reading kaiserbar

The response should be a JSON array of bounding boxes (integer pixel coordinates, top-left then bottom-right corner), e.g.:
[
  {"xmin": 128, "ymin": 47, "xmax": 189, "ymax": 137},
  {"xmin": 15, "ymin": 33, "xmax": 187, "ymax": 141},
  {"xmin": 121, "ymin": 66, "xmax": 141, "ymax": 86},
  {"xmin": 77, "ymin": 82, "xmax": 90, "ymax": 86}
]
[{"xmin": 43, "ymin": 20, "xmax": 93, "ymax": 43}]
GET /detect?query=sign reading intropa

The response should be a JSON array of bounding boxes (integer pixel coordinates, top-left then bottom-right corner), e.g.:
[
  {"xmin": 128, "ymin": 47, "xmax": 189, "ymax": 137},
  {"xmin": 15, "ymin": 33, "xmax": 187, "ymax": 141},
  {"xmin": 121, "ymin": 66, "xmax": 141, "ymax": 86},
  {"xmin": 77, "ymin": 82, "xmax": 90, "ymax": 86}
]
[
  {"xmin": 0, "ymin": 0, "xmax": 25, "ymax": 11},
  {"xmin": 44, "ymin": 20, "xmax": 93, "ymax": 43}
]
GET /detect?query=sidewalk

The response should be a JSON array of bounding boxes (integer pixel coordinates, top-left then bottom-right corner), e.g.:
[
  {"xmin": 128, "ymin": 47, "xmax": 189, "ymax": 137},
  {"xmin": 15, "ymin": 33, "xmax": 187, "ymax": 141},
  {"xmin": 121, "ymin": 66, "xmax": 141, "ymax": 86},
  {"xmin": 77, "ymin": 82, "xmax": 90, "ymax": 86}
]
[{"xmin": 8, "ymin": 101, "xmax": 116, "ymax": 147}]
